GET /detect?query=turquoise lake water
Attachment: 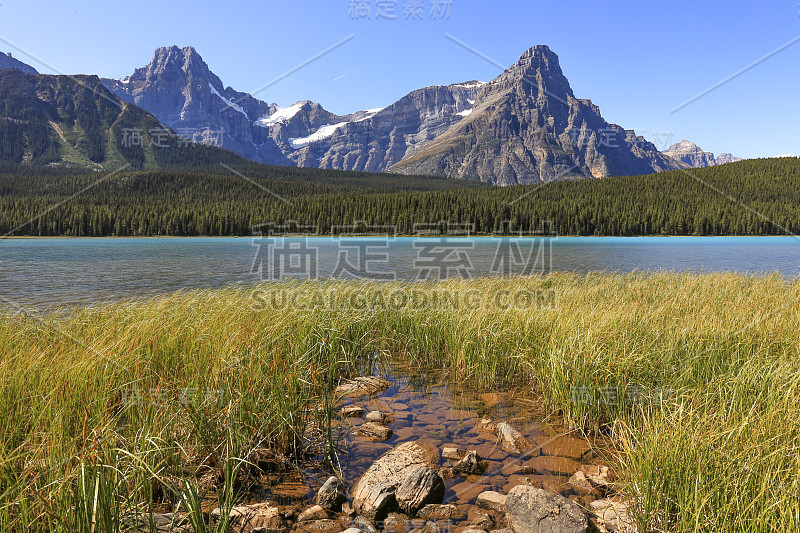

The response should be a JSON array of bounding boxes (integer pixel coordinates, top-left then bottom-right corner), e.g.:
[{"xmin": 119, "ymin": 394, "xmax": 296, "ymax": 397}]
[{"xmin": 1, "ymin": 236, "xmax": 798, "ymax": 310}]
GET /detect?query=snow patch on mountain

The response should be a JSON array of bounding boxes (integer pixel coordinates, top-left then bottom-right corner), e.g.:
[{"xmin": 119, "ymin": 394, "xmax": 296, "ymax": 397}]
[
  {"xmin": 208, "ymin": 83, "xmax": 247, "ymax": 118},
  {"xmin": 253, "ymin": 102, "xmax": 306, "ymax": 128},
  {"xmin": 457, "ymin": 108, "xmax": 473, "ymax": 117},
  {"xmin": 289, "ymin": 122, "xmax": 348, "ymax": 149}
]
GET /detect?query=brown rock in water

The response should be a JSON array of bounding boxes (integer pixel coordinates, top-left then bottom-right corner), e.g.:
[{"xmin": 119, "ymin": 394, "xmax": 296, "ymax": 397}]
[
  {"xmin": 589, "ymin": 499, "xmax": 632, "ymax": 532},
  {"xmin": 476, "ymin": 491, "xmax": 507, "ymax": 512},
  {"xmin": 454, "ymin": 451, "xmax": 489, "ymax": 475},
  {"xmin": 298, "ymin": 505, "xmax": 329, "ymax": 522},
  {"xmin": 439, "ymin": 466, "xmax": 458, "ymax": 480},
  {"xmin": 342, "ymin": 405, "xmax": 366, "ymax": 418},
  {"xmin": 417, "ymin": 504, "xmax": 466, "ymax": 520},
  {"xmin": 496, "ymin": 422, "xmax": 537, "ymax": 456},
  {"xmin": 315, "ymin": 476, "xmax": 347, "ymax": 511},
  {"xmin": 351, "ymin": 441, "xmax": 438, "ymax": 520},
  {"xmin": 395, "ymin": 466, "xmax": 446, "ymax": 516},
  {"xmin": 354, "ymin": 422, "xmax": 393, "ymax": 441},
  {"xmin": 211, "ymin": 502, "xmax": 288, "ymax": 533},
  {"xmin": 475, "ymin": 418, "xmax": 497, "ymax": 433},
  {"xmin": 335, "ymin": 376, "xmax": 392, "ymax": 399},
  {"xmin": 566, "ymin": 471, "xmax": 597, "ymax": 496},
  {"xmin": 365, "ymin": 410, "xmax": 388, "ymax": 424},
  {"xmin": 524, "ymin": 456, "xmax": 580, "ymax": 477},
  {"xmin": 539, "ymin": 436, "xmax": 592, "ymax": 462},
  {"xmin": 442, "ymin": 447, "xmax": 468, "ymax": 461},
  {"xmin": 506, "ymin": 485, "xmax": 588, "ymax": 533},
  {"xmin": 293, "ymin": 518, "xmax": 342, "ymax": 533}
]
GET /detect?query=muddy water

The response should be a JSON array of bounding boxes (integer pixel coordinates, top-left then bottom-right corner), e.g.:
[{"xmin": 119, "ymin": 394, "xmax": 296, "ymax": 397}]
[{"xmin": 258, "ymin": 360, "xmax": 614, "ymax": 530}]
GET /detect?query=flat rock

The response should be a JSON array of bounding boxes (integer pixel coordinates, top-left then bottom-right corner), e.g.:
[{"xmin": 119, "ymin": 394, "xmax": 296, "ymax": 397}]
[
  {"xmin": 293, "ymin": 518, "xmax": 341, "ymax": 533},
  {"xmin": 524, "ymin": 456, "xmax": 580, "ymax": 477},
  {"xmin": 212, "ymin": 502, "xmax": 288, "ymax": 533},
  {"xmin": 395, "ymin": 466, "xmax": 446, "ymax": 516},
  {"xmin": 352, "ymin": 441, "xmax": 438, "ymax": 520},
  {"xmin": 566, "ymin": 471, "xmax": 596, "ymax": 496},
  {"xmin": 476, "ymin": 491, "xmax": 506, "ymax": 512},
  {"xmin": 496, "ymin": 422, "xmax": 537, "ymax": 456},
  {"xmin": 298, "ymin": 505, "xmax": 329, "ymax": 522},
  {"xmin": 539, "ymin": 436, "xmax": 592, "ymax": 462},
  {"xmin": 506, "ymin": 486, "xmax": 587, "ymax": 533},
  {"xmin": 417, "ymin": 504, "xmax": 466, "ymax": 520},
  {"xmin": 442, "ymin": 447, "xmax": 468, "ymax": 460},
  {"xmin": 335, "ymin": 376, "xmax": 392, "ymax": 399},
  {"xmin": 342, "ymin": 405, "xmax": 366, "ymax": 418},
  {"xmin": 354, "ymin": 422, "xmax": 393, "ymax": 441},
  {"xmin": 316, "ymin": 476, "xmax": 347, "ymax": 511},
  {"xmin": 365, "ymin": 410, "xmax": 388, "ymax": 424},
  {"xmin": 589, "ymin": 500, "xmax": 632, "ymax": 532}
]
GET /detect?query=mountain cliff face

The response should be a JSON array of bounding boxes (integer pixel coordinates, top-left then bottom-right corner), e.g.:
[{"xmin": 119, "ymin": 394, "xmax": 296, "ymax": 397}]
[
  {"xmin": 0, "ymin": 52, "xmax": 38, "ymax": 74},
  {"xmin": 103, "ymin": 46, "xmax": 281, "ymax": 163},
  {"xmin": 388, "ymin": 46, "xmax": 683, "ymax": 184},
  {"xmin": 285, "ymin": 82, "xmax": 481, "ymax": 172}
]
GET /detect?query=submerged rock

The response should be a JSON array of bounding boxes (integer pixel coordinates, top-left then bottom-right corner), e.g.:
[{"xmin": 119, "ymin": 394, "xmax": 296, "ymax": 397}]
[
  {"xmin": 354, "ymin": 421, "xmax": 393, "ymax": 441},
  {"xmin": 496, "ymin": 422, "xmax": 537, "ymax": 455},
  {"xmin": 316, "ymin": 476, "xmax": 347, "ymax": 511},
  {"xmin": 395, "ymin": 466, "xmax": 446, "ymax": 515},
  {"xmin": 335, "ymin": 376, "xmax": 392, "ymax": 399},
  {"xmin": 416, "ymin": 504, "xmax": 465, "ymax": 520},
  {"xmin": 342, "ymin": 405, "xmax": 366, "ymax": 418},
  {"xmin": 351, "ymin": 441, "xmax": 438, "ymax": 520},
  {"xmin": 506, "ymin": 485, "xmax": 587, "ymax": 533},
  {"xmin": 365, "ymin": 410, "xmax": 388, "ymax": 424},
  {"xmin": 298, "ymin": 504, "xmax": 329, "ymax": 522}
]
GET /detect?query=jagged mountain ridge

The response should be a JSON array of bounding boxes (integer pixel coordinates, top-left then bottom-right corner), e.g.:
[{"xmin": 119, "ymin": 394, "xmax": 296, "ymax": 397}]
[
  {"xmin": 101, "ymin": 44, "xmax": 734, "ymax": 184},
  {"xmin": 0, "ymin": 51, "xmax": 38, "ymax": 74}
]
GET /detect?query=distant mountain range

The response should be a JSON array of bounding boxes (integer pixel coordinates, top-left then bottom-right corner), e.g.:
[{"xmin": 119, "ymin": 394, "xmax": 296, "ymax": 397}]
[
  {"xmin": 663, "ymin": 140, "xmax": 742, "ymax": 168},
  {"xmin": 1, "ymin": 45, "xmax": 744, "ymax": 182}
]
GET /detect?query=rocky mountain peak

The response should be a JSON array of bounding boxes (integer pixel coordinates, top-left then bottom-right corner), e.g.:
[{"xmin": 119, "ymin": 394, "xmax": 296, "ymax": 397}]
[
  {"xmin": 488, "ymin": 44, "xmax": 575, "ymax": 103},
  {"xmin": 663, "ymin": 140, "xmax": 717, "ymax": 168}
]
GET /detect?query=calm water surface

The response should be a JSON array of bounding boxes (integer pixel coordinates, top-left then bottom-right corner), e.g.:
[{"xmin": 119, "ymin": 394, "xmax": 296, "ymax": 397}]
[{"xmin": 1, "ymin": 236, "xmax": 799, "ymax": 310}]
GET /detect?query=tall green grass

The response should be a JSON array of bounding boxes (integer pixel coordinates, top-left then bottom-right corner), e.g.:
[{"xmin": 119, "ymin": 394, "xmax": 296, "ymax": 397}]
[{"xmin": 0, "ymin": 273, "xmax": 798, "ymax": 531}]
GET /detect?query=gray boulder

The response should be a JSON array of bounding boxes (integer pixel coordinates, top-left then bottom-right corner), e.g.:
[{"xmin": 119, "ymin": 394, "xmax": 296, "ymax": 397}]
[
  {"xmin": 316, "ymin": 476, "xmax": 347, "ymax": 511},
  {"xmin": 394, "ymin": 466, "xmax": 445, "ymax": 515},
  {"xmin": 505, "ymin": 486, "xmax": 587, "ymax": 533}
]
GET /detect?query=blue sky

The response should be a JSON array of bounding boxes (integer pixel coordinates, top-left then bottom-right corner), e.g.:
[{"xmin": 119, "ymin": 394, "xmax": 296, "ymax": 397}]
[{"xmin": 0, "ymin": 0, "xmax": 798, "ymax": 159}]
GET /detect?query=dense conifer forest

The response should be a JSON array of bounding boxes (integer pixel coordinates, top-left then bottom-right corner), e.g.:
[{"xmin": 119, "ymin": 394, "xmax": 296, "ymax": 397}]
[{"xmin": 0, "ymin": 158, "xmax": 798, "ymax": 237}]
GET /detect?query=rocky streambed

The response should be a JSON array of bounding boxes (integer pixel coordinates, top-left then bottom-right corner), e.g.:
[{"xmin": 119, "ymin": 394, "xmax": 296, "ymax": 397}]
[{"xmin": 128, "ymin": 364, "xmax": 634, "ymax": 533}]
